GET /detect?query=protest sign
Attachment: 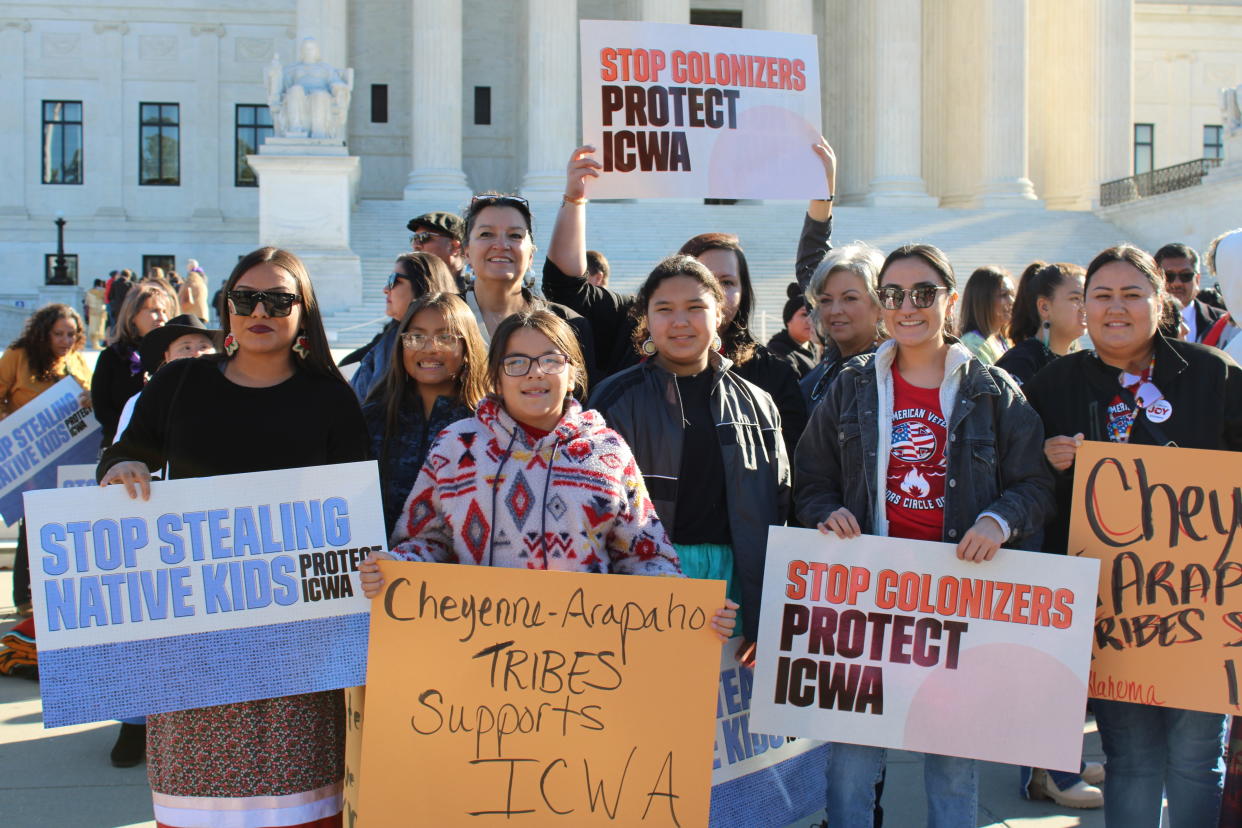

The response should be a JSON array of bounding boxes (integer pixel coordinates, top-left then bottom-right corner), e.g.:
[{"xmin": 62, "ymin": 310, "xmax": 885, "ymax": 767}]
[
  {"xmin": 750, "ymin": 526, "xmax": 1100, "ymax": 771},
  {"xmin": 56, "ymin": 464, "xmax": 97, "ymax": 488},
  {"xmin": 1070, "ymin": 441, "xmax": 1242, "ymax": 714},
  {"xmin": 356, "ymin": 561, "xmax": 724, "ymax": 826},
  {"xmin": 710, "ymin": 646, "xmax": 827, "ymax": 826},
  {"xmin": 0, "ymin": 376, "xmax": 99, "ymax": 524},
  {"xmin": 24, "ymin": 461, "xmax": 383, "ymax": 727},
  {"xmin": 344, "ymin": 686, "xmax": 365, "ymax": 828},
  {"xmin": 579, "ymin": 20, "xmax": 823, "ymax": 199}
]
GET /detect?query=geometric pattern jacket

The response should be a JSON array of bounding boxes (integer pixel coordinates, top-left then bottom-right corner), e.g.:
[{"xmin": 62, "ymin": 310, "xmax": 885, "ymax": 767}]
[{"xmin": 390, "ymin": 396, "xmax": 683, "ymax": 575}]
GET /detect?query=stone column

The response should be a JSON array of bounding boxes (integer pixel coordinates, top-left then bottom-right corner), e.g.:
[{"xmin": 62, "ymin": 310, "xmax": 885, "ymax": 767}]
[
  {"xmin": 296, "ymin": 0, "xmax": 347, "ymax": 70},
  {"xmin": 0, "ymin": 20, "xmax": 30, "ymax": 216},
  {"xmin": 93, "ymin": 22, "xmax": 128, "ymax": 217},
  {"xmin": 1095, "ymin": 0, "xmax": 1133, "ymax": 189},
  {"xmin": 743, "ymin": 0, "xmax": 813, "ymax": 33},
  {"xmin": 190, "ymin": 24, "xmax": 225, "ymax": 220},
  {"xmin": 977, "ymin": 0, "xmax": 1040, "ymax": 206},
  {"xmin": 520, "ymin": 0, "xmax": 578, "ymax": 195},
  {"xmin": 864, "ymin": 0, "xmax": 936, "ymax": 206},
  {"xmin": 404, "ymin": 0, "xmax": 470, "ymax": 202},
  {"xmin": 637, "ymin": 0, "xmax": 688, "ymax": 23}
]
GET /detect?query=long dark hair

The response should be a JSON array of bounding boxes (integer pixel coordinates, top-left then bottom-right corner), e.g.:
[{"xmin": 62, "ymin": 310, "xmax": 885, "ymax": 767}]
[
  {"xmin": 959, "ymin": 265, "xmax": 1013, "ymax": 340},
  {"xmin": 1009, "ymin": 263, "xmax": 1085, "ymax": 343},
  {"xmin": 10, "ymin": 303, "xmax": 85, "ymax": 381},
  {"xmin": 393, "ymin": 252, "xmax": 458, "ymax": 296},
  {"xmin": 221, "ymin": 247, "xmax": 344, "ymax": 382},
  {"xmin": 631, "ymin": 255, "xmax": 725, "ymax": 357},
  {"xmin": 678, "ymin": 233, "xmax": 756, "ymax": 365},
  {"xmin": 365, "ymin": 293, "xmax": 488, "ymax": 457}
]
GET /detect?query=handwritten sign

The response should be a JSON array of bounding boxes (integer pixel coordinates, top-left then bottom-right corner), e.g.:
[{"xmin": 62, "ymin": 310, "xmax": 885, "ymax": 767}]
[
  {"xmin": 579, "ymin": 20, "xmax": 823, "ymax": 199},
  {"xmin": 710, "ymin": 646, "xmax": 827, "ymax": 825},
  {"xmin": 1070, "ymin": 441, "xmax": 1242, "ymax": 714},
  {"xmin": 24, "ymin": 461, "xmax": 384, "ymax": 727},
  {"xmin": 0, "ymin": 376, "xmax": 100, "ymax": 524},
  {"xmin": 750, "ymin": 527, "xmax": 1099, "ymax": 771},
  {"xmin": 356, "ymin": 561, "xmax": 723, "ymax": 825}
]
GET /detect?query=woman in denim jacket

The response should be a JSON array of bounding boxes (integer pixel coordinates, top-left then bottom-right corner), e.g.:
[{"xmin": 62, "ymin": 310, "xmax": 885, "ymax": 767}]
[{"xmin": 795, "ymin": 243, "xmax": 1056, "ymax": 828}]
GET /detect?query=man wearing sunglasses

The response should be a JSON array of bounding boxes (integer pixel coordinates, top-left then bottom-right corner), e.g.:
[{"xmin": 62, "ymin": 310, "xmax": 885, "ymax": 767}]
[
  {"xmin": 407, "ymin": 211, "xmax": 467, "ymax": 291},
  {"xmin": 1155, "ymin": 242, "xmax": 1227, "ymax": 346}
]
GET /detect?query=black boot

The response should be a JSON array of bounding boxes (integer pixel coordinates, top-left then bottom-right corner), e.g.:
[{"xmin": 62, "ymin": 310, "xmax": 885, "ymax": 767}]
[{"xmin": 110, "ymin": 722, "xmax": 146, "ymax": 768}]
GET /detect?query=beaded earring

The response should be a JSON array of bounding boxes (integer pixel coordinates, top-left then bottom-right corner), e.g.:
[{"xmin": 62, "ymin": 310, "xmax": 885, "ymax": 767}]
[
  {"xmin": 1040, "ymin": 319, "xmax": 1051, "ymax": 347},
  {"xmin": 292, "ymin": 333, "xmax": 310, "ymax": 359},
  {"xmin": 223, "ymin": 332, "xmax": 238, "ymax": 356}
]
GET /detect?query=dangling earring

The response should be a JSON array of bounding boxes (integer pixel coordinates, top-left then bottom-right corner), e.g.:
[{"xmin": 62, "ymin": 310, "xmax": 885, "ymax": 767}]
[
  {"xmin": 641, "ymin": 338, "xmax": 657, "ymax": 356},
  {"xmin": 711, "ymin": 333, "xmax": 723, "ymax": 352},
  {"xmin": 1040, "ymin": 320, "xmax": 1051, "ymax": 347},
  {"xmin": 292, "ymin": 333, "xmax": 310, "ymax": 359},
  {"xmin": 223, "ymin": 332, "xmax": 238, "ymax": 356},
  {"xmin": 463, "ymin": 263, "xmax": 476, "ymax": 286}
]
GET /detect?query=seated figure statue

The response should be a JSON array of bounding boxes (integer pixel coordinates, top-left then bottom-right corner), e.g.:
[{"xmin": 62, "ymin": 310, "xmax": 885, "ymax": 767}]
[{"xmin": 265, "ymin": 38, "xmax": 353, "ymax": 141}]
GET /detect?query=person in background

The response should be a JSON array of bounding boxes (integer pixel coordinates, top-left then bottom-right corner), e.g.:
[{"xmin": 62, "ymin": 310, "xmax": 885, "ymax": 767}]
[
  {"xmin": 767, "ymin": 282, "xmax": 818, "ymax": 379},
  {"xmin": 1208, "ymin": 228, "xmax": 1242, "ymax": 365},
  {"xmin": 91, "ymin": 282, "xmax": 173, "ymax": 446},
  {"xmin": 585, "ymin": 249, "xmax": 609, "ymax": 287},
  {"xmin": 178, "ymin": 259, "xmax": 211, "ymax": 323},
  {"xmin": 1159, "ymin": 295, "xmax": 1190, "ymax": 340},
  {"xmin": 796, "ymin": 243, "xmax": 1055, "ymax": 828},
  {"xmin": 345, "ymin": 252, "xmax": 458, "ymax": 401},
  {"xmin": 99, "ymin": 246, "xmax": 368, "ymax": 828},
  {"xmin": 211, "ymin": 278, "xmax": 227, "ymax": 323},
  {"xmin": 85, "ymin": 278, "xmax": 108, "ymax": 349},
  {"xmin": 958, "ymin": 265, "xmax": 1016, "ymax": 364},
  {"xmin": 800, "ymin": 243, "xmax": 886, "ymax": 413},
  {"xmin": 407, "ymin": 211, "xmax": 468, "ymax": 291},
  {"xmin": 166, "ymin": 270, "xmax": 183, "ymax": 294},
  {"xmin": 1154, "ymin": 242, "xmax": 1229, "ymax": 346},
  {"xmin": 0, "ymin": 303, "xmax": 91, "ymax": 617},
  {"xmin": 995, "ymin": 263, "xmax": 1087, "ymax": 385},
  {"xmin": 106, "ymin": 269, "xmax": 133, "ymax": 336},
  {"xmin": 1024, "ymin": 244, "xmax": 1241, "ymax": 828},
  {"xmin": 361, "ymin": 292, "xmax": 487, "ymax": 535}
]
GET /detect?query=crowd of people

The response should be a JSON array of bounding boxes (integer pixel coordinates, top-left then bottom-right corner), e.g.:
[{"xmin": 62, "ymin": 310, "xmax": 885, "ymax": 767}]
[{"xmin": 2, "ymin": 137, "xmax": 1242, "ymax": 828}]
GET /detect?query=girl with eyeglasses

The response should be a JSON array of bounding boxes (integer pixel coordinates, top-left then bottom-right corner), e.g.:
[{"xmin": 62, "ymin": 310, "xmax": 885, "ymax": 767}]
[
  {"xmin": 795, "ymin": 243, "xmax": 1055, "ymax": 828},
  {"xmin": 362, "ymin": 292, "xmax": 488, "ymax": 535},
  {"xmin": 359, "ymin": 310, "xmax": 737, "ymax": 633},
  {"xmin": 589, "ymin": 255, "xmax": 790, "ymax": 668},
  {"xmin": 99, "ymin": 247, "xmax": 369, "ymax": 828},
  {"xmin": 345, "ymin": 252, "xmax": 458, "ymax": 401}
]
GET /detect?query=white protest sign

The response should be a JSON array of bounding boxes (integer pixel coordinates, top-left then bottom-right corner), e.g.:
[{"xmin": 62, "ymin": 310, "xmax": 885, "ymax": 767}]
[
  {"xmin": 24, "ymin": 460, "xmax": 384, "ymax": 726},
  {"xmin": 56, "ymin": 464, "xmax": 97, "ymax": 488},
  {"xmin": 580, "ymin": 20, "xmax": 824, "ymax": 199},
  {"xmin": 750, "ymin": 527, "xmax": 1100, "ymax": 771}
]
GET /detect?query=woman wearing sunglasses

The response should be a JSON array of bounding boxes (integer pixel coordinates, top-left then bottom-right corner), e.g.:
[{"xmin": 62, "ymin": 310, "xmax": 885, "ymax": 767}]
[
  {"xmin": 345, "ymin": 252, "xmax": 458, "ymax": 400},
  {"xmin": 362, "ymin": 292, "xmax": 488, "ymax": 536},
  {"xmin": 98, "ymin": 246, "xmax": 369, "ymax": 828},
  {"xmin": 795, "ymin": 243, "xmax": 1055, "ymax": 828}
]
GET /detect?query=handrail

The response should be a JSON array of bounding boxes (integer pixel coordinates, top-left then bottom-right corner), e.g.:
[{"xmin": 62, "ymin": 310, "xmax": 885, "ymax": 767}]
[
  {"xmin": 1100, "ymin": 158, "xmax": 1222, "ymax": 207},
  {"xmin": 326, "ymin": 315, "xmax": 386, "ymax": 343}
]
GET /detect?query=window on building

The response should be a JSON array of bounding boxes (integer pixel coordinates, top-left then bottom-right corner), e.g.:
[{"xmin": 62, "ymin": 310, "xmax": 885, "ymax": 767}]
[
  {"xmin": 42, "ymin": 101, "xmax": 83, "ymax": 185},
  {"xmin": 474, "ymin": 86, "xmax": 491, "ymax": 125},
  {"xmin": 690, "ymin": 10, "xmax": 743, "ymax": 27},
  {"xmin": 1134, "ymin": 123, "xmax": 1154, "ymax": 175},
  {"xmin": 235, "ymin": 104, "xmax": 274, "ymax": 187},
  {"xmin": 140, "ymin": 103, "xmax": 180, "ymax": 186},
  {"xmin": 44, "ymin": 254, "xmax": 78, "ymax": 286},
  {"xmin": 143, "ymin": 255, "xmax": 176, "ymax": 278},
  {"xmin": 1205, "ymin": 125, "xmax": 1224, "ymax": 160},
  {"xmin": 371, "ymin": 84, "xmax": 388, "ymax": 123}
]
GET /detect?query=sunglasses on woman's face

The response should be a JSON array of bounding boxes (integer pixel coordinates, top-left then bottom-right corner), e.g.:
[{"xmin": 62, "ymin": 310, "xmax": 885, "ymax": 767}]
[
  {"xmin": 877, "ymin": 284, "xmax": 950, "ymax": 310},
  {"xmin": 227, "ymin": 289, "xmax": 301, "ymax": 317},
  {"xmin": 384, "ymin": 272, "xmax": 408, "ymax": 291}
]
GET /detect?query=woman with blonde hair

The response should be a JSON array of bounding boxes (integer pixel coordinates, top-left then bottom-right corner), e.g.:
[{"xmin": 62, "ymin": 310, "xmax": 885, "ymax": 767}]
[{"xmin": 91, "ymin": 281, "xmax": 174, "ymax": 445}]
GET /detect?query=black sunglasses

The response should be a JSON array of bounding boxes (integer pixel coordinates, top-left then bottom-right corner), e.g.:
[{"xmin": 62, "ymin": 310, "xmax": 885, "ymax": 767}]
[
  {"xmin": 409, "ymin": 231, "xmax": 449, "ymax": 246},
  {"xmin": 227, "ymin": 289, "xmax": 301, "ymax": 317},
  {"xmin": 1163, "ymin": 269, "xmax": 1196, "ymax": 284},
  {"xmin": 470, "ymin": 194, "xmax": 530, "ymax": 212},
  {"xmin": 877, "ymin": 284, "xmax": 950, "ymax": 310}
]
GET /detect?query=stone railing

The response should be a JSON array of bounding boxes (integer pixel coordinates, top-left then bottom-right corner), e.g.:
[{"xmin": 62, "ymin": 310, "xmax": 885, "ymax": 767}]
[{"xmin": 1100, "ymin": 158, "xmax": 1222, "ymax": 207}]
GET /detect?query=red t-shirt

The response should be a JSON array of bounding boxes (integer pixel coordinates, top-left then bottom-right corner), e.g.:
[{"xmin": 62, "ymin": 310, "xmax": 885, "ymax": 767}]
[{"xmin": 885, "ymin": 366, "xmax": 948, "ymax": 541}]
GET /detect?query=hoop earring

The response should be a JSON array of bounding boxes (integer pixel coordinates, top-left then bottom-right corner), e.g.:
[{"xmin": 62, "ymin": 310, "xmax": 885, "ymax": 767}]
[
  {"xmin": 223, "ymin": 332, "xmax": 238, "ymax": 356},
  {"xmin": 711, "ymin": 333, "xmax": 723, "ymax": 352},
  {"xmin": 292, "ymin": 333, "xmax": 310, "ymax": 359},
  {"xmin": 1040, "ymin": 320, "xmax": 1051, "ymax": 347},
  {"xmin": 641, "ymin": 338, "xmax": 657, "ymax": 356}
]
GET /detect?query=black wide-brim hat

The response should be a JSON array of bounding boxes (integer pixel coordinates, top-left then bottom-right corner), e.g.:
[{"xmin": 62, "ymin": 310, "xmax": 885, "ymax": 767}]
[{"xmin": 139, "ymin": 314, "xmax": 221, "ymax": 375}]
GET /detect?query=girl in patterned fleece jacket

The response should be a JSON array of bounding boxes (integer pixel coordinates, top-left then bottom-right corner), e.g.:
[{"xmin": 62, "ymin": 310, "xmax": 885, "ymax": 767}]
[{"xmin": 361, "ymin": 311, "xmax": 736, "ymax": 634}]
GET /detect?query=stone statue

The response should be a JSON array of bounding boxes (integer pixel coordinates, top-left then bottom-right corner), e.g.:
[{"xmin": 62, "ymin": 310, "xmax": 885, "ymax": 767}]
[
  {"xmin": 265, "ymin": 38, "xmax": 353, "ymax": 141},
  {"xmin": 1223, "ymin": 84, "xmax": 1242, "ymax": 136}
]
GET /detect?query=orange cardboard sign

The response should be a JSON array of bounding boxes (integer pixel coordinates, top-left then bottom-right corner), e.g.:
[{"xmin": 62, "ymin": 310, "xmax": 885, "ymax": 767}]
[
  {"xmin": 356, "ymin": 561, "xmax": 725, "ymax": 826},
  {"xmin": 1070, "ymin": 441, "xmax": 1242, "ymax": 714}
]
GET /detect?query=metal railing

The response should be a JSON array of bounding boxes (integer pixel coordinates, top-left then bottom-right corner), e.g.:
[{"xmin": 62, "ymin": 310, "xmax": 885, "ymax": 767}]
[{"xmin": 1100, "ymin": 157, "xmax": 1222, "ymax": 207}]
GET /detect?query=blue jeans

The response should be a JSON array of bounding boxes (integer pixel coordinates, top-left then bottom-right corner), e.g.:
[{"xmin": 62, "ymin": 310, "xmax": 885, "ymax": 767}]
[
  {"xmin": 827, "ymin": 742, "xmax": 977, "ymax": 828},
  {"xmin": 1093, "ymin": 699, "xmax": 1227, "ymax": 828}
]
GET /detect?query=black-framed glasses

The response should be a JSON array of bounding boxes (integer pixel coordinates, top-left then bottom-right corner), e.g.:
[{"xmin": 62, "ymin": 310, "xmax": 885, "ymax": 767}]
[
  {"xmin": 877, "ymin": 285, "xmax": 950, "ymax": 310},
  {"xmin": 401, "ymin": 332, "xmax": 459, "ymax": 350},
  {"xmin": 227, "ymin": 289, "xmax": 301, "ymax": 317},
  {"xmin": 501, "ymin": 353, "xmax": 569, "ymax": 377},
  {"xmin": 409, "ymin": 231, "xmax": 448, "ymax": 246},
  {"xmin": 470, "ymin": 194, "xmax": 530, "ymax": 212},
  {"xmin": 1163, "ymin": 269, "xmax": 1196, "ymax": 284}
]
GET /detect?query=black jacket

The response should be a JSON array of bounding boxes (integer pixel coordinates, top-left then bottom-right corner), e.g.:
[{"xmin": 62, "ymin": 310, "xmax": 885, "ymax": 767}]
[
  {"xmin": 91, "ymin": 343, "xmax": 145, "ymax": 446},
  {"xmin": 541, "ymin": 258, "xmax": 640, "ymax": 378},
  {"xmin": 1023, "ymin": 335, "xmax": 1242, "ymax": 554},
  {"xmin": 1192, "ymin": 298, "xmax": 1229, "ymax": 344},
  {"xmin": 766, "ymin": 329, "xmax": 817, "ymax": 379},
  {"xmin": 591, "ymin": 355, "xmax": 791, "ymax": 641},
  {"xmin": 994, "ymin": 338, "xmax": 1057, "ymax": 386}
]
